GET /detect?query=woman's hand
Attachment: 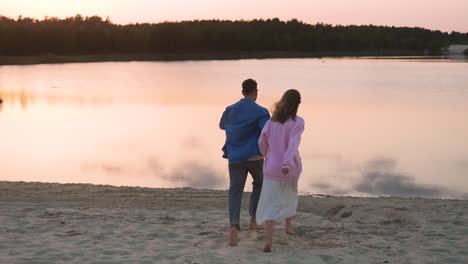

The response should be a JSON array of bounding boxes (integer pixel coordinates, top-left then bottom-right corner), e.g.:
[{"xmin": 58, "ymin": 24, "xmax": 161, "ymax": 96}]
[{"xmin": 281, "ymin": 168, "xmax": 289, "ymax": 175}]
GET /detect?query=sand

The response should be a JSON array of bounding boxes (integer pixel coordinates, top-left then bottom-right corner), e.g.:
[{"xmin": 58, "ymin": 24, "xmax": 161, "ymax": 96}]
[{"xmin": 0, "ymin": 181, "xmax": 467, "ymax": 264}]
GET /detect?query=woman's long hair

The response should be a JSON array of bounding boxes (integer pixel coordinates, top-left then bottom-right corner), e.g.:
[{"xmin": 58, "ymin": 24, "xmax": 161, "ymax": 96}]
[{"xmin": 271, "ymin": 89, "xmax": 301, "ymax": 124}]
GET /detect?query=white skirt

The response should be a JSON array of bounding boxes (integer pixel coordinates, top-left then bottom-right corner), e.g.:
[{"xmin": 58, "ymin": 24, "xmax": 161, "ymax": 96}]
[{"xmin": 256, "ymin": 178, "xmax": 298, "ymax": 224}]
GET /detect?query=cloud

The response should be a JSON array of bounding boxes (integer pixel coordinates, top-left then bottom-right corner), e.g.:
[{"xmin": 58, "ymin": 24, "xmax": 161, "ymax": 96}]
[{"xmin": 162, "ymin": 162, "xmax": 225, "ymax": 189}]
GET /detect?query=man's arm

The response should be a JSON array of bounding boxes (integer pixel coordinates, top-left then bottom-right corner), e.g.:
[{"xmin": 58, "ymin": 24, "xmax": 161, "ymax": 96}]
[
  {"xmin": 219, "ymin": 108, "xmax": 229, "ymax": 130},
  {"xmin": 257, "ymin": 109, "xmax": 270, "ymax": 130}
]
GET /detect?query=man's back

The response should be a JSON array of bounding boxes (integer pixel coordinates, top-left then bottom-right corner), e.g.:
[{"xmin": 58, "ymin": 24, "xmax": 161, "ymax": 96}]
[{"xmin": 220, "ymin": 98, "xmax": 270, "ymax": 163}]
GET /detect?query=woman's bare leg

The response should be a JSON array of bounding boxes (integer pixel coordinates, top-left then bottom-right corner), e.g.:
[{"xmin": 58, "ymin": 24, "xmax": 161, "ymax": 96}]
[
  {"xmin": 285, "ymin": 217, "xmax": 297, "ymax": 235},
  {"xmin": 264, "ymin": 220, "xmax": 274, "ymax": 252}
]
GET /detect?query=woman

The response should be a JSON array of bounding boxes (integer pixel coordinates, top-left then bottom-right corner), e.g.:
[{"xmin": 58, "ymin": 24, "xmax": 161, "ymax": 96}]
[{"xmin": 256, "ymin": 89, "xmax": 304, "ymax": 253}]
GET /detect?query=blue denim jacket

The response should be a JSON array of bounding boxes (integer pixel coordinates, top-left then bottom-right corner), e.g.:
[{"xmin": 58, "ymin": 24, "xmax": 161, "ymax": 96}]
[{"xmin": 220, "ymin": 98, "xmax": 270, "ymax": 163}]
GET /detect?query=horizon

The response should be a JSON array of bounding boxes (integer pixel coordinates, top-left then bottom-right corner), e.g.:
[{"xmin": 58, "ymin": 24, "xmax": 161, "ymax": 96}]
[{"xmin": 2, "ymin": 0, "xmax": 468, "ymax": 33}]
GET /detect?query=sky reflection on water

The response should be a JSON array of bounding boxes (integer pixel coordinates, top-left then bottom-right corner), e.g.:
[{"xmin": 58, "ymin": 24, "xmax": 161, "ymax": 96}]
[{"xmin": 1, "ymin": 58, "xmax": 467, "ymax": 199}]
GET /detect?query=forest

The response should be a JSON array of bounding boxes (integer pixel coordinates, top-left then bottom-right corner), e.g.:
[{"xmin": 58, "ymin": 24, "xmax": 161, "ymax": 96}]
[{"xmin": 1, "ymin": 15, "xmax": 467, "ymax": 58}]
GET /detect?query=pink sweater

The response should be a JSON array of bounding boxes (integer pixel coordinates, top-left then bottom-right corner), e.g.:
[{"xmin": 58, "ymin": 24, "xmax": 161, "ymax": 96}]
[{"xmin": 258, "ymin": 116, "xmax": 305, "ymax": 181}]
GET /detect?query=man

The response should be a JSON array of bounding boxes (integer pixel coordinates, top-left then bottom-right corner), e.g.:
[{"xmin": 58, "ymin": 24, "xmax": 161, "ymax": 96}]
[{"xmin": 219, "ymin": 78, "xmax": 270, "ymax": 246}]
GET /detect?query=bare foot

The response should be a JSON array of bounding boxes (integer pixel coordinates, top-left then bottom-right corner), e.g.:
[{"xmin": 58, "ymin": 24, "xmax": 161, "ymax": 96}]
[
  {"xmin": 228, "ymin": 227, "xmax": 238, "ymax": 247},
  {"xmin": 263, "ymin": 243, "xmax": 272, "ymax": 253},
  {"xmin": 249, "ymin": 223, "xmax": 263, "ymax": 230},
  {"xmin": 285, "ymin": 227, "xmax": 297, "ymax": 235},
  {"xmin": 249, "ymin": 216, "xmax": 263, "ymax": 230},
  {"xmin": 285, "ymin": 217, "xmax": 296, "ymax": 235}
]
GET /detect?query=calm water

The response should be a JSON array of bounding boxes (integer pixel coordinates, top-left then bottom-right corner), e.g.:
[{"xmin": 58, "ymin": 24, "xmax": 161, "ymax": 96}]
[{"xmin": 1, "ymin": 58, "xmax": 467, "ymax": 199}]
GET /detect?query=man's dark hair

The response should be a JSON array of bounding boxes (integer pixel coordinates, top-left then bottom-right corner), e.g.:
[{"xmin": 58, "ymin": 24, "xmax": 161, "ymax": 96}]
[{"xmin": 242, "ymin": 79, "xmax": 257, "ymax": 95}]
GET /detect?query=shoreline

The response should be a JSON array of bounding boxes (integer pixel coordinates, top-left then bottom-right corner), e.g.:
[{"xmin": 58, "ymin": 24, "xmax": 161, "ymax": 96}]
[
  {"xmin": 1, "ymin": 180, "xmax": 465, "ymax": 201},
  {"xmin": 1, "ymin": 181, "xmax": 467, "ymax": 263},
  {"xmin": 0, "ymin": 50, "xmax": 432, "ymax": 66},
  {"xmin": 0, "ymin": 180, "xmax": 464, "ymax": 201}
]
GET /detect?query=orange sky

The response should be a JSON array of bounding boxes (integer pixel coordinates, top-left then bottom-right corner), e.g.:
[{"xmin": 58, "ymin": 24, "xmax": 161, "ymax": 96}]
[{"xmin": 1, "ymin": 0, "xmax": 468, "ymax": 32}]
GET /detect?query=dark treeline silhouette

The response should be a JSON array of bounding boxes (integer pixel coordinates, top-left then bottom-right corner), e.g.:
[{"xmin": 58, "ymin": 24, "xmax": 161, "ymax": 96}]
[{"xmin": 1, "ymin": 15, "xmax": 468, "ymax": 56}]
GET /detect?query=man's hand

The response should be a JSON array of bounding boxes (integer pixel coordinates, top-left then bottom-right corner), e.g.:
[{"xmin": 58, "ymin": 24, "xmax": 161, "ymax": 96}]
[{"xmin": 281, "ymin": 167, "xmax": 289, "ymax": 175}]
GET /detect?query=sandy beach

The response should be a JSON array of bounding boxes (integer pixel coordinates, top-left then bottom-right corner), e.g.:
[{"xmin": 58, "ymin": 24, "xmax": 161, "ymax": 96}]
[{"xmin": 0, "ymin": 181, "xmax": 467, "ymax": 264}]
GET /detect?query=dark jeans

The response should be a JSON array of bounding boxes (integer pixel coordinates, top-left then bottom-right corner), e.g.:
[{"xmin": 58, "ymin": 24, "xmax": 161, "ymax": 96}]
[{"xmin": 228, "ymin": 159, "xmax": 264, "ymax": 229}]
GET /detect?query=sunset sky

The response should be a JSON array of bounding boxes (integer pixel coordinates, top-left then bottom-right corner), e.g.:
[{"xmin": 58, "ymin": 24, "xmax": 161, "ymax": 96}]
[{"xmin": 2, "ymin": 0, "xmax": 468, "ymax": 32}]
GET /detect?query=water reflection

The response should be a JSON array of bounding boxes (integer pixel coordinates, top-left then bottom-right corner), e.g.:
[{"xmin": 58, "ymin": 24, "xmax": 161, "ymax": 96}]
[
  {"xmin": 0, "ymin": 89, "xmax": 112, "ymax": 109},
  {"xmin": 162, "ymin": 162, "xmax": 226, "ymax": 189},
  {"xmin": 362, "ymin": 55, "xmax": 468, "ymax": 62},
  {"xmin": 1, "ymin": 59, "xmax": 467, "ymax": 199},
  {"xmin": 81, "ymin": 162, "xmax": 123, "ymax": 175},
  {"xmin": 0, "ymin": 88, "xmax": 233, "ymax": 109},
  {"xmin": 311, "ymin": 158, "xmax": 467, "ymax": 199},
  {"xmin": 80, "ymin": 158, "xmax": 226, "ymax": 189},
  {"xmin": 355, "ymin": 158, "xmax": 444, "ymax": 198}
]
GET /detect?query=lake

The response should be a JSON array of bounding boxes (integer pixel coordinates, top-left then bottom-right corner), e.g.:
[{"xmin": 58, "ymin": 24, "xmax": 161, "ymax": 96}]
[{"xmin": 1, "ymin": 58, "xmax": 467, "ymax": 199}]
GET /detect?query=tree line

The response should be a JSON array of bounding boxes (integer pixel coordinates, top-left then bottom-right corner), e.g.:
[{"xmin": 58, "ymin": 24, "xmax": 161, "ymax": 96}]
[{"xmin": 1, "ymin": 15, "xmax": 467, "ymax": 56}]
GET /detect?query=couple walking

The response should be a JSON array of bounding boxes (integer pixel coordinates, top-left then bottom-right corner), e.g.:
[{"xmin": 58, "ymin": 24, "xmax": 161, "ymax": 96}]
[{"xmin": 219, "ymin": 79, "xmax": 304, "ymax": 252}]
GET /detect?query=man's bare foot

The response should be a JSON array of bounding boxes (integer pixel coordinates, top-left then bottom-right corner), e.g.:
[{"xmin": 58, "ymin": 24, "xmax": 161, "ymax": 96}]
[
  {"xmin": 263, "ymin": 243, "xmax": 272, "ymax": 253},
  {"xmin": 228, "ymin": 227, "xmax": 238, "ymax": 246},
  {"xmin": 285, "ymin": 227, "xmax": 297, "ymax": 235}
]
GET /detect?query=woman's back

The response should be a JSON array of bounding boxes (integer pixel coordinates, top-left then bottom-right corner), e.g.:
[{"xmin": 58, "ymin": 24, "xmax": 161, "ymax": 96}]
[{"xmin": 259, "ymin": 116, "xmax": 305, "ymax": 180}]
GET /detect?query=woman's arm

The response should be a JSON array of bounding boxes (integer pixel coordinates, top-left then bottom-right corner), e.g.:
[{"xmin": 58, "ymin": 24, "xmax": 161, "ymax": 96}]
[
  {"xmin": 258, "ymin": 121, "xmax": 270, "ymax": 156},
  {"xmin": 282, "ymin": 118, "xmax": 305, "ymax": 171}
]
